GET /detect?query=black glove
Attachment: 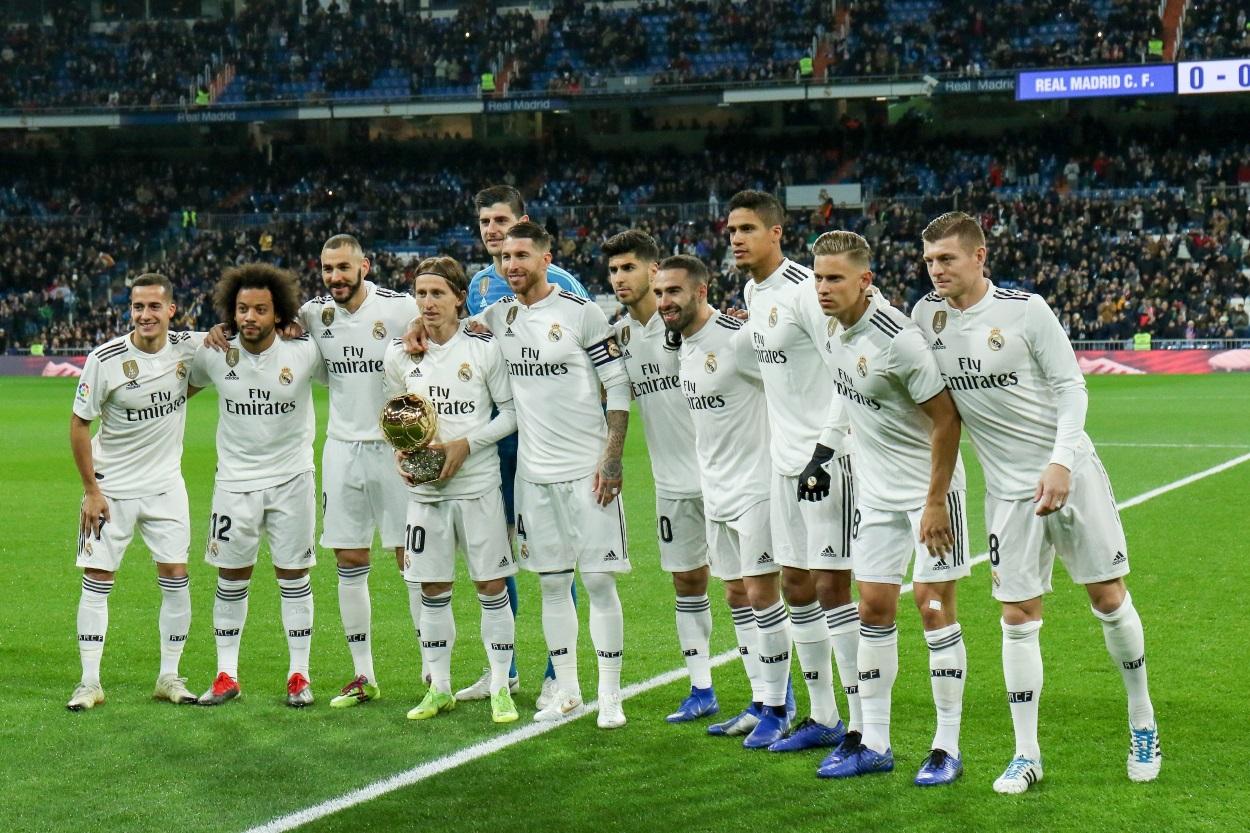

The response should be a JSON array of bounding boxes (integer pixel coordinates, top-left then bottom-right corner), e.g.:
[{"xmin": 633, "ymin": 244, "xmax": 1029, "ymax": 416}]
[{"xmin": 797, "ymin": 444, "xmax": 835, "ymax": 502}]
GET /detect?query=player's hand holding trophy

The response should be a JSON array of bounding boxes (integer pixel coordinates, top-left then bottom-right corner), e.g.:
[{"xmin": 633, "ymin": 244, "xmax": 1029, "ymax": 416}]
[{"xmin": 380, "ymin": 393, "xmax": 447, "ymax": 484}]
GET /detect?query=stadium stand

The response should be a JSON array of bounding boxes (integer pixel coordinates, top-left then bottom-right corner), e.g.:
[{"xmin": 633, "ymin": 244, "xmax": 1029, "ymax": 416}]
[{"xmin": 1179, "ymin": 0, "xmax": 1250, "ymax": 59}]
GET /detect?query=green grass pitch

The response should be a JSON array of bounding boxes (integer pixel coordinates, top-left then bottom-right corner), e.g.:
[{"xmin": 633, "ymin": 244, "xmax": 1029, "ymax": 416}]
[{"xmin": 2, "ymin": 374, "xmax": 1248, "ymax": 833}]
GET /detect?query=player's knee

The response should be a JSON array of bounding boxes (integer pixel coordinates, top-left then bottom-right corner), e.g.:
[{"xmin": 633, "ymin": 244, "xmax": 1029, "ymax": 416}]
[
  {"xmin": 423, "ymin": 581, "xmax": 453, "ymax": 597},
  {"xmin": 274, "ymin": 566, "xmax": 309, "ymax": 580},
  {"xmin": 334, "ymin": 547, "xmax": 370, "ymax": 568},
  {"xmin": 857, "ymin": 587, "xmax": 896, "ymax": 626},
  {"xmin": 155, "ymin": 562, "xmax": 187, "ymax": 579},
  {"xmin": 671, "ymin": 567, "xmax": 708, "ymax": 597},
  {"xmin": 219, "ymin": 566, "xmax": 252, "ymax": 581},
  {"xmin": 580, "ymin": 571, "xmax": 618, "ymax": 604},
  {"xmin": 475, "ymin": 578, "xmax": 507, "ymax": 597},
  {"xmin": 780, "ymin": 566, "xmax": 815, "ymax": 605},
  {"xmin": 744, "ymin": 574, "xmax": 781, "ymax": 609},
  {"xmin": 1000, "ymin": 598, "xmax": 1042, "ymax": 625},
  {"xmin": 538, "ymin": 571, "xmax": 574, "ymax": 602},
  {"xmin": 83, "ymin": 568, "xmax": 115, "ymax": 582},
  {"xmin": 814, "ymin": 570, "xmax": 852, "ymax": 607},
  {"xmin": 722, "ymin": 579, "xmax": 748, "ymax": 608},
  {"xmin": 1086, "ymin": 577, "xmax": 1127, "ymax": 614}
]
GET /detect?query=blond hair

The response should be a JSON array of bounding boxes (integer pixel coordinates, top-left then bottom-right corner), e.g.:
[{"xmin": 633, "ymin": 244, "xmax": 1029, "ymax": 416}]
[
  {"xmin": 811, "ymin": 230, "xmax": 872, "ymax": 268},
  {"xmin": 921, "ymin": 211, "xmax": 986, "ymax": 251}
]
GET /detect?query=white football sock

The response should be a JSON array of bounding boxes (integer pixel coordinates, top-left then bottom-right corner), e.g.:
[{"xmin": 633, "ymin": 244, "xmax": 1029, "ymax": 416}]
[
  {"xmin": 77, "ymin": 575, "xmax": 113, "ymax": 687},
  {"xmin": 926, "ymin": 622, "xmax": 966, "ymax": 757},
  {"xmin": 539, "ymin": 572, "xmax": 580, "ymax": 699},
  {"xmin": 791, "ymin": 600, "xmax": 839, "ymax": 726},
  {"xmin": 337, "ymin": 564, "xmax": 374, "ymax": 682},
  {"xmin": 583, "ymin": 572, "xmax": 624, "ymax": 697},
  {"xmin": 421, "ymin": 590, "xmax": 455, "ymax": 693},
  {"xmin": 754, "ymin": 601, "xmax": 791, "ymax": 708},
  {"xmin": 478, "ymin": 590, "xmax": 515, "ymax": 692},
  {"xmin": 1002, "ymin": 618, "xmax": 1044, "ymax": 760},
  {"xmin": 1093, "ymin": 592, "xmax": 1155, "ymax": 728},
  {"xmin": 858, "ymin": 622, "xmax": 898, "ymax": 754},
  {"xmin": 156, "ymin": 575, "xmax": 190, "ymax": 677},
  {"xmin": 277, "ymin": 577, "xmax": 313, "ymax": 679},
  {"xmin": 730, "ymin": 605, "xmax": 764, "ymax": 702},
  {"xmin": 675, "ymin": 594, "xmax": 713, "ymax": 689},
  {"xmin": 405, "ymin": 577, "xmax": 426, "ymax": 676},
  {"xmin": 213, "ymin": 577, "xmax": 249, "ymax": 679},
  {"xmin": 827, "ymin": 602, "xmax": 862, "ymax": 733}
]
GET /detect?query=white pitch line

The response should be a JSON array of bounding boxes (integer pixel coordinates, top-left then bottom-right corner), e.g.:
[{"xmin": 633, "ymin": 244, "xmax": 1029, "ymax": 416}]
[
  {"xmin": 1094, "ymin": 442, "xmax": 1250, "ymax": 450},
  {"xmin": 245, "ymin": 451, "xmax": 1250, "ymax": 833}
]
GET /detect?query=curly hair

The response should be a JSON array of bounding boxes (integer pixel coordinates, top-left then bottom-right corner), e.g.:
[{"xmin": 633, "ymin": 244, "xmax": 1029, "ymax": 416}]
[{"xmin": 212, "ymin": 263, "xmax": 303, "ymax": 330}]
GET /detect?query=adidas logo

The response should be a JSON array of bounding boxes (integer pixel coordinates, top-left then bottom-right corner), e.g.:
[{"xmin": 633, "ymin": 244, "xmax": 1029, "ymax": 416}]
[
  {"xmin": 321, "ymin": 329, "xmax": 334, "ymax": 338},
  {"xmin": 932, "ymin": 558, "xmax": 949, "ymax": 570},
  {"xmin": 1112, "ymin": 551, "xmax": 1127, "ymax": 565},
  {"xmin": 224, "ymin": 370, "xmax": 239, "ymax": 380},
  {"xmin": 820, "ymin": 546, "xmax": 837, "ymax": 557},
  {"xmin": 124, "ymin": 380, "xmax": 140, "ymax": 389},
  {"xmin": 497, "ymin": 556, "xmax": 510, "ymax": 568},
  {"xmin": 757, "ymin": 551, "xmax": 773, "ymax": 565},
  {"xmin": 410, "ymin": 366, "xmax": 423, "ymax": 377},
  {"xmin": 931, "ymin": 338, "xmax": 946, "ymax": 350},
  {"xmin": 605, "ymin": 550, "xmax": 619, "ymax": 561},
  {"xmin": 504, "ymin": 327, "xmax": 514, "ymax": 337}
]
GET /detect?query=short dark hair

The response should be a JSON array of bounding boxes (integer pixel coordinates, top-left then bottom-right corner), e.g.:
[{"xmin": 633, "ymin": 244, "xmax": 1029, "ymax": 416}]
[
  {"xmin": 131, "ymin": 273, "xmax": 173, "ymax": 301},
  {"xmin": 212, "ymin": 263, "xmax": 303, "ymax": 329},
  {"xmin": 322, "ymin": 233, "xmax": 364, "ymax": 256},
  {"xmin": 474, "ymin": 185, "xmax": 525, "ymax": 218},
  {"xmin": 505, "ymin": 220, "xmax": 552, "ymax": 252},
  {"xmin": 414, "ymin": 255, "xmax": 468, "ymax": 297},
  {"xmin": 727, "ymin": 189, "xmax": 785, "ymax": 228},
  {"xmin": 602, "ymin": 229, "xmax": 660, "ymax": 263},
  {"xmin": 658, "ymin": 254, "xmax": 709, "ymax": 285}
]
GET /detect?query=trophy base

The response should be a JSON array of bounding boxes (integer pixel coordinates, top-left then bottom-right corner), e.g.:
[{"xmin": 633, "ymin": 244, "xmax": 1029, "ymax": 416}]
[{"xmin": 399, "ymin": 448, "xmax": 447, "ymax": 484}]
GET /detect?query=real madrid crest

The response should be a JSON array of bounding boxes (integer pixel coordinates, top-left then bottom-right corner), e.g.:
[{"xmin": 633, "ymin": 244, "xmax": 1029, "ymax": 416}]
[
  {"xmin": 458, "ymin": 362, "xmax": 472, "ymax": 382},
  {"xmin": 606, "ymin": 338, "xmax": 621, "ymax": 358},
  {"xmin": 372, "ymin": 321, "xmax": 387, "ymax": 340},
  {"xmin": 932, "ymin": 310, "xmax": 947, "ymax": 334},
  {"xmin": 479, "ymin": 276, "xmax": 490, "ymax": 298},
  {"xmin": 226, "ymin": 347, "xmax": 240, "ymax": 367},
  {"xmin": 176, "ymin": 361, "xmax": 187, "ymax": 380},
  {"xmin": 279, "ymin": 367, "xmax": 293, "ymax": 385},
  {"xmin": 506, "ymin": 306, "xmax": 519, "ymax": 325},
  {"xmin": 122, "ymin": 359, "xmax": 139, "ymax": 380},
  {"xmin": 768, "ymin": 306, "xmax": 778, "ymax": 327},
  {"xmin": 704, "ymin": 352, "xmax": 717, "ymax": 374},
  {"xmin": 548, "ymin": 323, "xmax": 562, "ymax": 342},
  {"xmin": 988, "ymin": 327, "xmax": 1005, "ymax": 351},
  {"xmin": 321, "ymin": 306, "xmax": 335, "ymax": 326},
  {"xmin": 827, "ymin": 318, "xmax": 837, "ymax": 336},
  {"xmin": 520, "ymin": 543, "xmax": 529, "ymax": 560},
  {"xmin": 209, "ymin": 541, "xmax": 219, "ymax": 557},
  {"xmin": 620, "ymin": 325, "xmax": 631, "ymax": 347},
  {"xmin": 856, "ymin": 355, "xmax": 868, "ymax": 377}
]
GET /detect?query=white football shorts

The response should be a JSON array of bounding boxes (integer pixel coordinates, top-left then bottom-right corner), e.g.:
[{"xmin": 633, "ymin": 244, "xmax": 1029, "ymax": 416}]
[
  {"xmin": 770, "ymin": 454, "xmax": 855, "ymax": 571},
  {"xmin": 656, "ymin": 495, "xmax": 709, "ymax": 574},
  {"xmin": 320, "ymin": 438, "xmax": 408, "ymax": 550},
  {"xmin": 402, "ymin": 489, "xmax": 516, "ymax": 583},
  {"xmin": 515, "ymin": 474, "xmax": 630, "ymax": 574},
  {"xmin": 985, "ymin": 451, "xmax": 1130, "ymax": 602},
  {"xmin": 705, "ymin": 499, "xmax": 777, "ymax": 581},
  {"xmin": 852, "ymin": 490, "xmax": 971, "ymax": 585},
  {"xmin": 76, "ymin": 481, "xmax": 190, "ymax": 571},
  {"xmin": 205, "ymin": 471, "xmax": 317, "ymax": 570}
]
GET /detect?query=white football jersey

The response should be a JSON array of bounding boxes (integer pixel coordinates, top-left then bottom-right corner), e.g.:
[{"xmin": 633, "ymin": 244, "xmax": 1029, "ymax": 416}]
[
  {"xmin": 825, "ymin": 303, "xmax": 965, "ymax": 511},
  {"xmin": 743, "ymin": 258, "xmax": 843, "ymax": 474},
  {"xmin": 382, "ymin": 326, "xmax": 514, "ymax": 502},
  {"xmin": 678, "ymin": 308, "xmax": 772, "ymax": 521},
  {"xmin": 614, "ymin": 311, "xmax": 701, "ymax": 499},
  {"xmin": 912, "ymin": 281, "xmax": 1091, "ymax": 500},
  {"xmin": 72, "ymin": 331, "xmax": 204, "ymax": 499},
  {"xmin": 299, "ymin": 281, "xmax": 415, "ymax": 443},
  {"xmin": 480, "ymin": 288, "xmax": 628, "ymax": 484},
  {"xmin": 189, "ymin": 335, "xmax": 326, "ymax": 492}
]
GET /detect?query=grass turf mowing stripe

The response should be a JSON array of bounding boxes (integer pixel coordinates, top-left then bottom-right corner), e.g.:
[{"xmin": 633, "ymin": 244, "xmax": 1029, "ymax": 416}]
[{"xmin": 243, "ymin": 451, "xmax": 1250, "ymax": 833}]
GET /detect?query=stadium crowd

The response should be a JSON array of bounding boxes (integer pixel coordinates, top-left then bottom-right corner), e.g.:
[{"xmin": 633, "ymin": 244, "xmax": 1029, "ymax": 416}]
[
  {"xmin": 3, "ymin": 125, "xmax": 1249, "ymax": 352},
  {"xmin": 9, "ymin": 0, "xmax": 1245, "ymax": 109}
]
